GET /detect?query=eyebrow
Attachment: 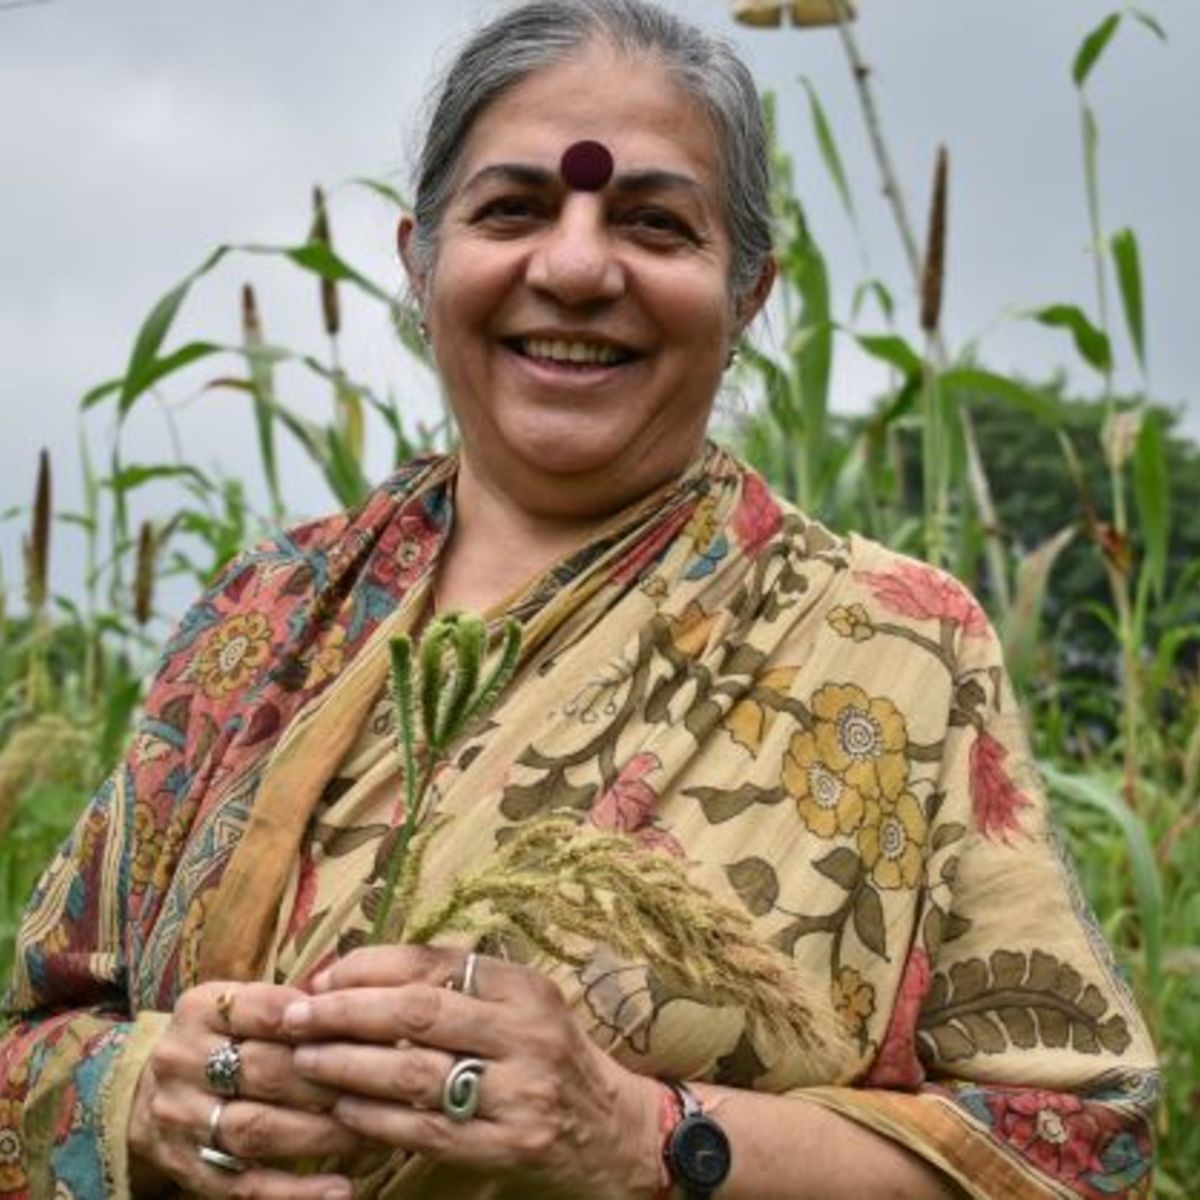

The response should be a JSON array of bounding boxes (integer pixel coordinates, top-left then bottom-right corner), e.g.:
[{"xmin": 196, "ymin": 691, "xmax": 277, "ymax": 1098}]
[{"xmin": 460, "ymin": 162, "xmax": 707, "ymax": 202}]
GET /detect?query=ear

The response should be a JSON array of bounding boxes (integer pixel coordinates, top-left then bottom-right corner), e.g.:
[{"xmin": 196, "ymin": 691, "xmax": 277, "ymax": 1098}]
[
  {"xmin": 396, "ymin": 215, "xmax": 427, "ymax": 306},
  {"xmin": 735, "ymin": 254, "xmax": 777, "ymax": 331}
]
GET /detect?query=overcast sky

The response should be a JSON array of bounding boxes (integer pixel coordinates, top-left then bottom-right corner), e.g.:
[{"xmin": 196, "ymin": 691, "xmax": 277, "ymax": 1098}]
[{"xmin": 2, "ymin": 0, "xmax": 1196, "ymax": 613}]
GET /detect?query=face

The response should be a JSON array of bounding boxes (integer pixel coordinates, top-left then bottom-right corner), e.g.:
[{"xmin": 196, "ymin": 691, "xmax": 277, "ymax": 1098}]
[{"xmin": 401, "ymin": 41, "xmax": 774, "ymax": 519}]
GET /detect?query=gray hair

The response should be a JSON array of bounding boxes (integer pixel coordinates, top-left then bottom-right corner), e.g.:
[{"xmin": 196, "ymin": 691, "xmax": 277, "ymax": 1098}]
[{"xmin": 410, "ymin": 0, "xmax": 773, "ymax": 302}]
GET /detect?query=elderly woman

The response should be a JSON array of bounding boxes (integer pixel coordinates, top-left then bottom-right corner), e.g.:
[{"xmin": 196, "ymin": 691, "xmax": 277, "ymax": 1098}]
[{"xmin": 0, "ymin": 1, "xmax": 1157, "ymax": 1197}]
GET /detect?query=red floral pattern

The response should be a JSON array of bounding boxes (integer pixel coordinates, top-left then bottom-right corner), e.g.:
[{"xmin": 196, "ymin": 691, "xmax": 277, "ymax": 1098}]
[
  {"xmin": 970, "ymin": 731, "xmax": 1033, "ymax": 843},
  {"xmin": 731, "ymin": 471, "xmax": 782, "ymax": 557},
  {"xmin": 589, "ymin": 752, "xmax": 682, "ymax": 856},
  {"xmin": 985, "ymin": 1090, "xmax": 1106, "ymax": 1182},
  {"xmin": 856, "ymin": 561, "xmax": 989, "ymax": 636},
  {"xmin": 865, "ymin": 947, "xmax": 931, "ymax": 1089}
]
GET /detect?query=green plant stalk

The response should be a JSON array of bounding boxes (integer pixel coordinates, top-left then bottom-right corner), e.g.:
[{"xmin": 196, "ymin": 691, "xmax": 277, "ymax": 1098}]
[
  {"xmin": 369, "ymin": 614, "xmax": 522, "ymax": 944},
  {"xmin": 826, "ymin": 0, "xmax": 1010, "ymax": 612}
]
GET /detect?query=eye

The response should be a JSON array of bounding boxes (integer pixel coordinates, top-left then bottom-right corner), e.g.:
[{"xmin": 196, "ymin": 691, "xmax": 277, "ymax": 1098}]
[
  {"xmin": 472, "ymin": 195, "xmax": 547, "ymax": 228},
  {"xmin": 622, "ymin": 207, "xmax": 699, "ymax": 245}
]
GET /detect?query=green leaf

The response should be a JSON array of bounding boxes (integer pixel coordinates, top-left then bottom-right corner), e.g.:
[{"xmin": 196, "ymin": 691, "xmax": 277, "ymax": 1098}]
[
  {"xmin": 813, "ymin": 847, "xmax": 861, "ymax": 890},
  {"xmin": 1041, "ymin": 764, "xmax": 1163, "ymax": 995},
  {"xmin": 350, "ymin": 176, "xmax": 411, "ymax": 209},
  {"xmin": 104, "ymin": 463, "xmax": 214, "ymax": 494},
  {"xmin": 939, "ymin": 369, "xmax": 1066, "ymax": 425},
  {"xmin": 1073, "ymin": 13, "xmax": 1122, "ymax": 88},
  {"xmin": 853, "ymin": 333, "xmax": 923, "ymax": 379},
  {"xmin": 801, "ymin": 78, "xmax": 855, "ymax": 222},
  {"xmin": 850, "ymin": 279, "xmax": 895, "ymax": 325},
  {"xmin": 84, "ymin": 341, "xmax": 225, "ymax": 413},
  {"xmin": 1127, "ymin": 8, "xmax": 1167, "ymax": 42},
  {"xmin": 1030, "ymin": 305, "xmax": 1112, "ymax": 374},
  {"xmin": 117, "ymin": 246, "xmax": 230, "ymax": 417},
  {"xmin": 1110, "ymin": 228, "xmax": 1146, "ymax": 370},
  {"xmin": 1133, "ymin": 409, "xmax": 1170, "ymax": 602},
  {"xmin": 726, "ymin": 857, "xmax": 780, "ymax": 917}
]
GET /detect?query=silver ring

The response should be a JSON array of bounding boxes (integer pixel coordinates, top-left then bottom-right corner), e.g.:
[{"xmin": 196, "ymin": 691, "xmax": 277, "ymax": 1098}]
[
  {"xmin": 206, "ymin": 1101, "xmax": 227, "ymax": 1151},
  {"xmin": 441, "ymin": 1057, "xmax": 486, "ymax": 1123},
  {"xmin": 204, "ymin": 1038, "xmax": 243, "ymax": 1098},
  {"xmin": 461, "ymin": 952, "xmax": 481, "ymax": 998},
  {"xmin": 198, "ymin": 1146, "xmax": 248, "ymax": 1174}
]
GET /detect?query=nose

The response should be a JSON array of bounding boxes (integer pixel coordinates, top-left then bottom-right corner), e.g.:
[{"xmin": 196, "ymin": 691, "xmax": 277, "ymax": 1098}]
[{"xmin": 524, "ymin": 197, "xmax": 625, "ymax": 307}]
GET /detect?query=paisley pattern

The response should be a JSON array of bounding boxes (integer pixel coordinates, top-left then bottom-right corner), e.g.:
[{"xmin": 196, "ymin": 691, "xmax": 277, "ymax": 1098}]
[{"xmin": 0, "ymin": 446, "xmax": 1157, "ymax": 1199}]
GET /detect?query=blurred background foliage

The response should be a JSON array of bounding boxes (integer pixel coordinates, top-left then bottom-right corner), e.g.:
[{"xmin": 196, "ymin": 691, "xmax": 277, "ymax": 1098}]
[{"xmin": 1, "ymin": 4, "xmax": 1195, "ymax": 1193}]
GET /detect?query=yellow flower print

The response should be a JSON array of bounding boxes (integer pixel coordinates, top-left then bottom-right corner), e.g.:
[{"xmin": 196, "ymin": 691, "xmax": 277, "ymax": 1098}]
[
  {"xmin": 783, "ymin": 731, "xmax": 866, "ymax": 837},
  {"xmin": 684, "ymin": 496, "xmax": 720, "ymax": 552},
  {"xmin": 858, "ymin": 793, "xmax": 928, "ymax": 890},
  {"xmin": 827, "ymin": 603, "xmax": 874, "ymax": 642},
  {"xmin": 193, "ymin": 613, "xmax": 271, "ymax": 699},
  {"xmin": 726, "ymin": 667, "xmax": 799, "ymax": 755},
  {"xmin": 813, "ymin": 684, "xmax": 909, "ymax": 803},
  {"xmin": 833, "ymin": 965, "xmax": 876, "ymax": 1037},
  {"xmin": 304, "ymin": 625, "xmax": 347, "ymax": 689},
  {"xmin": 130, "ymin": 801, "xmax": 163, "ymax": 892},
  {"xmin": 0, "ymin": 1100, "xmax": 26, "ymax": 1193}
]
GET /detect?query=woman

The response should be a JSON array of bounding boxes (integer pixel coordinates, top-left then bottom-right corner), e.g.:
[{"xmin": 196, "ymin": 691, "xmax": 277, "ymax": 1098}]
[{"xmin": 0, "ymin": 2, "xmax": 1158, "ymax": 1197}]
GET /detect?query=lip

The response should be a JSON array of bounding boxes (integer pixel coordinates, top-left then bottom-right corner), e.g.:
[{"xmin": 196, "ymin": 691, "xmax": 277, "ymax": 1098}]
[
  {"xmin": 502, "ymin": 341, "xmax": 634, "ymax": 387},
  {"xmin": 503, "ymin": 330, "xmax": 644, "ymax": 359}
]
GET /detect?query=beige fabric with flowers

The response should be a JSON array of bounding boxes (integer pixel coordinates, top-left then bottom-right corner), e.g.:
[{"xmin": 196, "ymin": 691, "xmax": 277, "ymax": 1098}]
[{"xmin": 234, "ymin": 451, "xmax": 1158, "ymax": 1198}]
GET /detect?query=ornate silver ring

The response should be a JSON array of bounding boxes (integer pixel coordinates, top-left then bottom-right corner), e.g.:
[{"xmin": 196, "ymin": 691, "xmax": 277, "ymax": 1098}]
[
  {"xmin": 204, "ymin": 1038, "xmax": 243, "ymax": 1098},
  {"xmin": 441, "ymin": 1057, "xmax": 486, "ymax": 1123}
]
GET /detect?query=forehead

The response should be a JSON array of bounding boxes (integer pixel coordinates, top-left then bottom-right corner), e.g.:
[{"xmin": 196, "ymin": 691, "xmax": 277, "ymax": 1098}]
[{"xmin": 454, "ymin": 42, "xmax": 722, "ymax": 198}]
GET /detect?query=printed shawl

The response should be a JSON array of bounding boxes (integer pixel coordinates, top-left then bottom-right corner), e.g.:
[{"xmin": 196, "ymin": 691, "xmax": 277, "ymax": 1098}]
[{"xmin": 1, "ymin": 446, "xmax": 1157, "ymax": 1199}]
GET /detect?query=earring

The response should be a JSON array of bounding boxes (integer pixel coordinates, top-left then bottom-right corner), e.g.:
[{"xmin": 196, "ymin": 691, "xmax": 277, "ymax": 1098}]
[
  {"xmin": 418, "ymin": 319, "xmax": 430, "ymax": 342},
  {"xmin": 725, "ymin": 345, "xmax": 739, "ymax": 370}
]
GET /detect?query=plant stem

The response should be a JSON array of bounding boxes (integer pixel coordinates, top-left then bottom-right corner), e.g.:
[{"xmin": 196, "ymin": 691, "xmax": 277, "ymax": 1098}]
[{"xmin": 827, "ymin": 0, "xmax": 1011, "ymax": 610}]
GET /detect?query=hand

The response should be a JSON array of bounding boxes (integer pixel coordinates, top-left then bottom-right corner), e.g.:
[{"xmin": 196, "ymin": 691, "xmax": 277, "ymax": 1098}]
[
  {"xmin": 283, "ymin": 946, "xmax": 665, "ymax": 1200},
  {"xmin": 129, "ymin": 980, "xmax": 360, "ymax": 1198}
]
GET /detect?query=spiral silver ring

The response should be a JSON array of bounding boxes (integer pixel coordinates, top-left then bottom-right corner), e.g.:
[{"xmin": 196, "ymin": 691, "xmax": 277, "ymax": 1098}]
[
  {"xmin": 441, "ymin": 1057, "xmax": 486, "ymax": 1123},
  {"xmin": 204, "ymin": 1038, "xmax": 243, "ymax": 1098},
  {"xmin": 198, "ymin": 1146, "xmax": 247, "ymax": 1174}
]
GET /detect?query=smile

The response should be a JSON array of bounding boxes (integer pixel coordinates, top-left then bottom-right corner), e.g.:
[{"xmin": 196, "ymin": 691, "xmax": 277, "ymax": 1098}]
[{"xmin": 506, "ymin": 337, "xmax": 637, "ymax": 367}]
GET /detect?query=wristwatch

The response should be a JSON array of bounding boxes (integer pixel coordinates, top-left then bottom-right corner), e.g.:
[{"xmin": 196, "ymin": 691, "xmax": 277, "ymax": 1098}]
[{"xmin": 662, "ymin": 1080, "xmax": 732, "ymax": 1198}]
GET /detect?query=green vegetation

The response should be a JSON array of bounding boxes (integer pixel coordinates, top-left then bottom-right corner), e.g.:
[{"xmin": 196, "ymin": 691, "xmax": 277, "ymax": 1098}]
[{"xmin": 1, "ymin": 7, "xmax": 1194, "ymax": 1192}]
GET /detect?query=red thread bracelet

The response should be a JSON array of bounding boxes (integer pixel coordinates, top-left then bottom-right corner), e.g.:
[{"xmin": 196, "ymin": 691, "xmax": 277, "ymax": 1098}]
[{"xmin": 655, "ymin": 1080, "xmax": 684, "ymax": 1199}]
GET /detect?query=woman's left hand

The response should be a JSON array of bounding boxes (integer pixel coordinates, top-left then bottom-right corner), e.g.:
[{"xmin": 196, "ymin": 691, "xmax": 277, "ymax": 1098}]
[{"xmin": 282, "ymin": 945, "xmax": 664, "ymax": 1199}]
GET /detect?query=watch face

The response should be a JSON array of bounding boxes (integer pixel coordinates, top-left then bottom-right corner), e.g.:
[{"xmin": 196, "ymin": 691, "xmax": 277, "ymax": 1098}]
[{"xmin": 672, "ymin": 1114, "xmax": 732, "ymax": 1189}]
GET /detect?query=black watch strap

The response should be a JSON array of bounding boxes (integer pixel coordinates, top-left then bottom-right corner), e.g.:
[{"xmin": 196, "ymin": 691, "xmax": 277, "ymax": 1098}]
[{"xmin": 662, "ymin": 1081, "xmax": 732, "ymax": 1199}]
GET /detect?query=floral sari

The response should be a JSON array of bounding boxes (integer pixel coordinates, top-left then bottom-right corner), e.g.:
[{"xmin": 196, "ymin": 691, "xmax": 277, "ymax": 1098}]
[{"xmin": 1, "ymin": 446, "xmax": 1157, "ymax": 1199}]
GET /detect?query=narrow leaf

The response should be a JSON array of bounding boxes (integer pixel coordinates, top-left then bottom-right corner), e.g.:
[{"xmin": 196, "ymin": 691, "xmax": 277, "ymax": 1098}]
[
  {"xmin": 939, "ymin": 369, "xmax": 1065, "ymax": 425},
  {"xmin": 1073, "ymin": 13, "xmax": 1122, "ymax": 88},
  {"xmin": 1030, "ymin": 305, "xmax": 1112, "ymax": 374},
  {"xmin": 801, "ymin": 78, "xmax": 855, "ymax": 221},
  {"xmin": 1041, "ymin": 764, "xmax": 1162, "ymax": 994},
  {"xmin": 854, "ymin": 333, "xmax": 923, "ymax": 379},
  {"xmin": 118, "ymin": 247, "xmax": 229, "ymax": 416},
  {"xmin": 1133, "ymin": 409, "xmax": 1170, "ymax": 602},
  {"xmin": 1110, "ymin": 228, "xmax": 1146, "ymax": 370},
  {"xmin": 104, "ymin": 463, "xmax": 213, "ymax": 494},
  {"xmin": 1128, "ymin": 8, "xmax": 1167, "ymax": 41}
]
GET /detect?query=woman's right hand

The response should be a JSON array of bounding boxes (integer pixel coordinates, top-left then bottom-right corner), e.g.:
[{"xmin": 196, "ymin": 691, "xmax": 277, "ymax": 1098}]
[{"xmin": 128, "ymin": 981, "xmax": 361, "ymax": 1198}]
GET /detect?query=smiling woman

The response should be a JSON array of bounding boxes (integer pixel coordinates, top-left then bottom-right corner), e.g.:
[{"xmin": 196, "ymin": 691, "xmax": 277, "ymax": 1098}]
[{"xmin": 0, "ymin": 2, "xmax": 1158, "ymax": 1199}]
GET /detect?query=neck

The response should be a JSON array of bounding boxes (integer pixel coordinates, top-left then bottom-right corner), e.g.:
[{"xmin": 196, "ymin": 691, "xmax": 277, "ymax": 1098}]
[{"xmin": 433, "ymin": 457, "xmax": 614, "ymax": 614}]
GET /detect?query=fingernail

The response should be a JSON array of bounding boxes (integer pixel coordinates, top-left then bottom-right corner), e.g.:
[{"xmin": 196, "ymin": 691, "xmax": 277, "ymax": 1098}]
[
  {"xmin": 321, "ymin": 1180, "xmax": 352, "ymax": 1200},
  {"xmin": 283, "ymin": 999, "xmax": 312, "ymax": 1030},
  {"xmin": 294, "ymin": 1046, "xmax": 318, "ymax": 1070}
]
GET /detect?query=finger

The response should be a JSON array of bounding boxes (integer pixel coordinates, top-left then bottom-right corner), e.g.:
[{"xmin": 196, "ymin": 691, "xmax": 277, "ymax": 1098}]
[
  {"xmin": 313, "ymin": 946, "xmax": 558, "ymax": 1009},
  {"xmin": 178, "ymin": 981, "xmax": 317, "ymax": 1041},
  {"xmin": 333, "ymin": 1094, "xmax": 543, "ymax": 1173},
  {"xmin": 293, "ymin": 1040, "xmax": 456, "ymax": 1109},
  {"xmin": 214, "ymin": 1099, "xmax": 362, "ymax": 1162},
  {"xmin": 283, "ymin": 985, "xmax": 518, "ymax": 1059}
]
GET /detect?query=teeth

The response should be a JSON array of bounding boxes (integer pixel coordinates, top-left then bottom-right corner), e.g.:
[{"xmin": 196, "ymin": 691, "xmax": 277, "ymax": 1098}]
[{"xmin": 520, "ymin": 338, "xmax": 625, "ymax": 365}]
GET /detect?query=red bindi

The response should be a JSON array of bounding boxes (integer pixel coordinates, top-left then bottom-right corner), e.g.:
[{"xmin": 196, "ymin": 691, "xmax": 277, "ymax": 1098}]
[{"xmin": 560, "ymin": 140, "xmax": 614, "ymax": 192}]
